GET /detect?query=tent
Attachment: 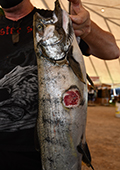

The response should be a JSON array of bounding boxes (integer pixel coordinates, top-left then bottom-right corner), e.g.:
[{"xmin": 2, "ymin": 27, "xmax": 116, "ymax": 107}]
[{"xmin": 30, "ymin": 0, "xmax": 120, "ymax": 88}]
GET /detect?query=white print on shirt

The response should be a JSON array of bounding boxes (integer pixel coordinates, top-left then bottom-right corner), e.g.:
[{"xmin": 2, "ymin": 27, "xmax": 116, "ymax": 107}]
[{"xmin": 0, "ymin": 65, "xmax": 38, "ymax": 132}]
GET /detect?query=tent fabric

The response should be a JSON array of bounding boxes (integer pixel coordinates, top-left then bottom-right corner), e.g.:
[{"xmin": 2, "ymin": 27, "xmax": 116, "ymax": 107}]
[{"xmin": 30, "ymin": 0, "xmax": 120, "ymax": 87}]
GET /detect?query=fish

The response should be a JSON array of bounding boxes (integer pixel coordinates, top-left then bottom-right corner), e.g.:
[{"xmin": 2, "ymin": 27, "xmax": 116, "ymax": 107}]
[{"xmin": 33, "ymin": 0, "xmax": 94, "ymax": 169}]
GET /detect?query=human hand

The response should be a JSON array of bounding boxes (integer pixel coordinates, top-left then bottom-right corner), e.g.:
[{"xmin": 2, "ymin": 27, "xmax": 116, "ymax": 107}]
[{"xmin": 68, "ymin": 0, "xmax": 91, "ymax": 38}]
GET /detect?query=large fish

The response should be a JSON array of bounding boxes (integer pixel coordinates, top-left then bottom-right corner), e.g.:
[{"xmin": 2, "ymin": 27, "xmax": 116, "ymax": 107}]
[{"xmin": 33, "ymin": 0, "xmax": 94, "ymax": 169}]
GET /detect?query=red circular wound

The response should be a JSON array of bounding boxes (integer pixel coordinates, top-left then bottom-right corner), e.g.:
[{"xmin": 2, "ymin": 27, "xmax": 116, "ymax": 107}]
[{"xmin": 63, "ymin": 89, "xmax": 80, "ymax": 108}]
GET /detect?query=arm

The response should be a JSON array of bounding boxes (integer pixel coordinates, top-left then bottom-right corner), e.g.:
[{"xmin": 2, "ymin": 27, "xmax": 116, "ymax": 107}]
[
  {"xmin": 83, "ymin": 21, "xmax": 120, "ymax": 60},
  {"xmin": 68, "ymin": 0, "xmax": 120, "ymax": 60}
]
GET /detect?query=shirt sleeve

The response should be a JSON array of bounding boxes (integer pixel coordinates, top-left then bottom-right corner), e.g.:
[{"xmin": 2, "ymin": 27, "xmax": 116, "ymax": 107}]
[{"xmin": 79, "ymin": 39, "xmax": 90, "ymax": 56}]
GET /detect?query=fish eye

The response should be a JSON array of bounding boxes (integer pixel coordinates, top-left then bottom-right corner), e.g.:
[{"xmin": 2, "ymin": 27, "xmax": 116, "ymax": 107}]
[{"xmin": 37, "ymin": 24, "xmax": 44, "ymax": 31}]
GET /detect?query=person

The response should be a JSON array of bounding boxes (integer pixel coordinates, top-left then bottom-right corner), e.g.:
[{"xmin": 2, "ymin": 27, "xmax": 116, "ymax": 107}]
[
  {"xmin": 69, "ymin": 0, "xmax": 120, "ymax": 59},
  {"xmin": 88, "ymin": 87, "xmax": 95, "ymax": 104},
  {"xmin": 0, "ymin": 0, "xmax": 119, "ymax": 169}
]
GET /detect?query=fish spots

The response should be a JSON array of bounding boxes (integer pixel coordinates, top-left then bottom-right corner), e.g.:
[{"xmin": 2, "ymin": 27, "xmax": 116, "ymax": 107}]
[{"xmin": 62, "ymin": 86, "xmax": 81, "ymax": 108}]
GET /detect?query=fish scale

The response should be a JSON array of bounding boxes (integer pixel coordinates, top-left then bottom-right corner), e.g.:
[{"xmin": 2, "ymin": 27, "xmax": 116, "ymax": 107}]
[{"xmin": 33, "ymin": 0, "xmax": 93, "ymax": 169}]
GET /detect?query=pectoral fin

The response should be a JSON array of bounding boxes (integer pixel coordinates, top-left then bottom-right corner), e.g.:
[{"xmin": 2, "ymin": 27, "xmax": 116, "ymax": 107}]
[
  {"xmin": 77, "ymin": 142, "xmax": 94, "ymax": 170},
  {"xmin": 86, "ymin": 73, "xmax": 95, "ymax": 90},
  {"xmin": 67, "ymin": 46, "xmax": 86, "ymax": 84}
]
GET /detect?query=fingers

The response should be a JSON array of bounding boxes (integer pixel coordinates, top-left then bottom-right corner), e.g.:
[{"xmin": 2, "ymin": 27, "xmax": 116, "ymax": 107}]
[
  {"xmin": 68, "ymin": 0, "xmax": 91, "ymax": 38},
  {"xmin": 70, "ymin": 8, "xmax": 89, "ymax": 25},
  {"xmin": 72, "ymin": 19, "xmax": 91, "ymax": 37}
]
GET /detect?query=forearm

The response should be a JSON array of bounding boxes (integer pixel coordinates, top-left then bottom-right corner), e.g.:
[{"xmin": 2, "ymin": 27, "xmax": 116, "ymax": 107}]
[{"xmin": 82, "ymin": 21, "xmax": 120, "ymax": 60}]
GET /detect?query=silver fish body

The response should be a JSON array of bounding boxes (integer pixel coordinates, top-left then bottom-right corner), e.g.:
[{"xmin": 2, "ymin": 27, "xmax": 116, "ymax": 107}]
[{"xmin": 33, "ymin": 0, "xmax": 88, "ymax": 169}]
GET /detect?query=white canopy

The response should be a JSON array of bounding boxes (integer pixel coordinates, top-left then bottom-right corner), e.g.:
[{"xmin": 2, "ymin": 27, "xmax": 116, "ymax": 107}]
[{"xmin": 30, "ymin": 0, "xmax": 120, "ymax": 87}]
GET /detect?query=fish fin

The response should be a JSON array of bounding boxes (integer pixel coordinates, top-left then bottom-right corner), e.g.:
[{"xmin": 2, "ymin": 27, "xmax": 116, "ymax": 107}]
[
  {"xmin": 77, "ymin": 142, "xmax": 94, "ymax": 170},
  {"xmin": 54, "ymin": 0, "xmax": 62, "ymax": 28},
  {"xmin": 86, "ymin": 73, "xmax": 95, "ymax": 90},
  {"xmin": 67, "ymin": 46, "xmax": 86, "ymax": 84},
  {"xmin": 34, "ymin": 122, "xmax": 40, "ymax": 152}
]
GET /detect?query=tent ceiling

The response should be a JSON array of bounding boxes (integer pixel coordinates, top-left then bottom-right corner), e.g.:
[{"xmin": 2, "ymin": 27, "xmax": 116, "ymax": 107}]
[
  {"xmin": 30, "ymin": 0, "xmax": 120, "ymax": 87},
  {"xmin": 82, "ymin": 0, "xmax": 120, "ymax": 87}
]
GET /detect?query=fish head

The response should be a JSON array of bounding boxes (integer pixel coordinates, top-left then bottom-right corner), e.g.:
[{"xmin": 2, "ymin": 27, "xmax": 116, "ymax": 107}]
[{"xmin": 33, "ymin": 0, "xmax": 74, "ymax": 62}]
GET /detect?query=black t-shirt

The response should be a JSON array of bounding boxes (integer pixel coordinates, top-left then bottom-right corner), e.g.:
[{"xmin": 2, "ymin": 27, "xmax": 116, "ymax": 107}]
[{"xmin": 0, "ymin": 7, "xmax": 88, "ymax": 151}]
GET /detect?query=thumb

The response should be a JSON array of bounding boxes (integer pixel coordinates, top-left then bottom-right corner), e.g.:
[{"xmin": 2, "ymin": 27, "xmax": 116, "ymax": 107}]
[
  {"xmin": 68, "ymin": 0, "xmax": 82, "ymax": 6},
  {"xmin": 68, "ymin": 0, "xmax": 82, "ymax": 14}
]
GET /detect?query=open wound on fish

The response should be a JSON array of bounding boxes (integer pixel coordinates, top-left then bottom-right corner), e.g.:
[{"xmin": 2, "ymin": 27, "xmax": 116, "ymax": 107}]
[
  {"xmin": 33, "ymin": 0, "xmax": 89, "ymax": 169},
  {"xmin": 62, "ymin": 86, "xmax": 83, "ymax": 108}
]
